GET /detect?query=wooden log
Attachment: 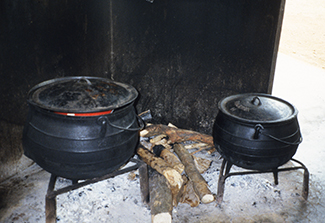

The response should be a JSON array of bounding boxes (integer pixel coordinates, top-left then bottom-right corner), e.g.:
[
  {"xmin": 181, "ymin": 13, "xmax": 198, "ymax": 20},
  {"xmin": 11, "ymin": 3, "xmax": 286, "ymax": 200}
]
[
  {"xmin": 138, "ymin": 110, "xmax": 153, "ymax": 122},
  {"xmin": 149, "ymin": 134, "xmax": 172, "ymax": 151},
  {"xmin": 141, "ymin": 124, "xmax": 214, "ymax": 148},
  {"xmin": 149, "ymin": 168, "xmax": 173, "ymax": 223},
  {"xmin": 140, "ymin": 129, "xmax": 150, "ymax": 137},
  {"xmin": 138, "ymin": 162, "xmax": 150, "ymax": 205},
  {"xmin": 161, "ymin": 149, "xmax": 184, "ymax": 174},
  {"xmin": 152, "ymin": 145, "xmax": 185, "ymax": 174},
  {"xmin": 193, "ymin": 156, "xmax": 212, "ymax": 174},
  {"xmin": 184, "ymin": 142, "xmax": 209, "ymax": 151},
  {"xmin": 152, "ymin": 144, "xmax": 185, "ymax": 207},
  {"xmin": 139, "ymin": 139, "xmax": 154, "ymax": 151},
  {"xmin": 167, "ymin": 123, "xmax": 178, "ymax": 128},
  {"xmin": 178, "ymin": 176, "xmax": 200, "ymax": 207},
  {"xmin": 173, "ymin": 143, "xmax": 215, "ymax": 204},
  {"xmin": 149, "ymin": 134, "xmax": 168, "ymax": 144},
  {"xmin": 207, "ymin": 147, "xmax": 217, "ymax": 155},
  {"xmin": 137, "ymin": 145, "xmax": 183, "ymax": 189}
]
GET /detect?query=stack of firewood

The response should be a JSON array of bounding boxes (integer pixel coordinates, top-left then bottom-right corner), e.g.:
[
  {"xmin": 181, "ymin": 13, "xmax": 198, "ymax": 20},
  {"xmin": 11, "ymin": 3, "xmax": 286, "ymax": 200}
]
[{"xmin": 137, "ymin": 123, "xmax": 217, "ymax": 223}]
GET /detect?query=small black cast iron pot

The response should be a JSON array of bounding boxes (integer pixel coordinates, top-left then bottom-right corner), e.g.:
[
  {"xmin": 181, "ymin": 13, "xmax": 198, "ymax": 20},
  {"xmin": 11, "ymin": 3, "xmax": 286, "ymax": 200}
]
[
  {"xmin": 212, "ymin": 93, "xmax": 302, "ymax": 170},
  {"xmin": 23, "ymin": 77, "xmax": 143, "ymax": 180}
]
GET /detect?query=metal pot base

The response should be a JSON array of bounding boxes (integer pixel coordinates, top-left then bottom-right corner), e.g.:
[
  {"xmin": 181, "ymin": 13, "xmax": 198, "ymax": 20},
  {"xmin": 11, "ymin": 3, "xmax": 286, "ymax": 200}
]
[
  {"xmin": 216, "ymin": 158, "xmax": 309, "ymax": 204},
  {"xmin": 45, "ymin": 158, "xmax": 146, "ymax": 223}
]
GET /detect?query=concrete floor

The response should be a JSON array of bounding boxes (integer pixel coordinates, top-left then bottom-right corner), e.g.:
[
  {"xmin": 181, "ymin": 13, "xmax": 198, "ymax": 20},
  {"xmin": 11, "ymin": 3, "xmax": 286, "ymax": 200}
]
[
  {"xmin": 273, "ymin": 53, "xmax": 325, "ymax": 184},
  {"xmin": 272, "ymin": 52, "xmax": 325, "ymax": 222},
  {"xmin": 0, "ymin": 53, "xmax": 325, "ymax": 222}
]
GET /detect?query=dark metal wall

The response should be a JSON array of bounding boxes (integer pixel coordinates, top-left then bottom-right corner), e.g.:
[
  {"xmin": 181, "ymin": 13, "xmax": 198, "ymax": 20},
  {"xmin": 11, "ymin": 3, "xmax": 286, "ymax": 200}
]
[
  {"xmin": 0, "ymin": 0, "xmax": 284, "ymax": 179},
  {"xmin": 112, "ymin": 0, "xmax": 284, "ymax": 133},
  {"xmin": 0, "ymin": 0, "xmax": 284, "ymax": 132},
  {"xmin": 0, "ymin": 0, "xmax": 113, "ymax": 180},
  {"xmin": 0, "ymin": 0, "xmax": 111, "ymax": 125}
]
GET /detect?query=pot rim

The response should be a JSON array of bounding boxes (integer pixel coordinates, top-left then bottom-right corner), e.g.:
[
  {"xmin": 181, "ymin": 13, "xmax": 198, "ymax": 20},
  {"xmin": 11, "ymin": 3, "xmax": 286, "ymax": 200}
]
[
  {"xmin": 218, "ymin": 93, "xmax": 299, "ymax": 124},
  {"xmin": 27, "ymin": 76, "xmax": 138, "ymax": 113}
]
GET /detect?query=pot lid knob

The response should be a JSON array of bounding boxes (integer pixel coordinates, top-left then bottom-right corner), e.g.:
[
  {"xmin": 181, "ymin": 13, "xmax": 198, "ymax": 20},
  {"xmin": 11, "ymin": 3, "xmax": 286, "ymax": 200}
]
[{"xmin": 251, "ymin": 96, "xmax": 262, "ymax": 106}]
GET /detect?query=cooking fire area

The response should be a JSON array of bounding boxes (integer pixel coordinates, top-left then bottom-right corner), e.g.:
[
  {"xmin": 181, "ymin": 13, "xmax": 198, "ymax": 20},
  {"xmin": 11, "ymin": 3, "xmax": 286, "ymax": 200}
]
[
  {"xmin": 0, "ymin": 118, "xmax": 321, "ymax": 223},
  {"xmin": 1, "ymin": 1, "xmax": 325, "ymax": 222},
  {"xmin": 0, "ymin": 80, "xmax": 320, "ymax": 223},
  {"xmin": 0, "ymin": 76, "xmax": 311, "ymax": 223}
]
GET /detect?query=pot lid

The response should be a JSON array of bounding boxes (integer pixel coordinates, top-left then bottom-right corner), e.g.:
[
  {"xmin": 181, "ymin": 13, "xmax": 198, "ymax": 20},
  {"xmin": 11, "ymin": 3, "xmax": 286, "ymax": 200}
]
[
  {"xmin": 219, "ymin": 93, "xmax": 298, "ymax": 123},
  {"xmin": 28, "ymin": 76, "xmax": 138, "ymax": 113}
]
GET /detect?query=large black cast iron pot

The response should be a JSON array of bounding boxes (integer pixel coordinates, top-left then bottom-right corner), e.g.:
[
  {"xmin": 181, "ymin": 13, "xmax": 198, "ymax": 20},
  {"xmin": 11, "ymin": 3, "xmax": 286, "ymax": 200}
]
[
  {"xmin": 213, "ymin": 93, "xmax": 302, "ymax": 170},
  {"xmin": 23, "ymin": 76, "xmax": 143, "ymax": 180}
]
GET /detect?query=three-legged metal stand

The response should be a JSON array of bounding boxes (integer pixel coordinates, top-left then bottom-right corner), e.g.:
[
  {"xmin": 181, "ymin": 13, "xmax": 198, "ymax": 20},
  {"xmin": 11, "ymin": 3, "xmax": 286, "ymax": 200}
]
[
  {"xmin": 45, "ymin": 158, "xmax": 147, "ymax": 223},
  {"xmin": 216, "ymin": 158, "xmax": 309, "ymax": 203}
]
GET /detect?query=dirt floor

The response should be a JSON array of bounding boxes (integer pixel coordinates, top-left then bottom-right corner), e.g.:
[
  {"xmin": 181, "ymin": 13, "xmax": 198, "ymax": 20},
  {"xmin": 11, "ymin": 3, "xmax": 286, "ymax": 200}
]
[{"xmin": 279, "ymin": 0, "xmax": 325, "ymax": 69}]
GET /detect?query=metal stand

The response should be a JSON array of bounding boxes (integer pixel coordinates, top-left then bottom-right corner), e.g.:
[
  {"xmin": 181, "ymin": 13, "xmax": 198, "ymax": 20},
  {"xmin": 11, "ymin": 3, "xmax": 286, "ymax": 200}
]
[
  {"xmin": 45, "ymin": 158, "xmax": 146, "ymax": 223},
  {"xmin": 216, "ymin": 158, "xmax": 309, "ymax": 204}
]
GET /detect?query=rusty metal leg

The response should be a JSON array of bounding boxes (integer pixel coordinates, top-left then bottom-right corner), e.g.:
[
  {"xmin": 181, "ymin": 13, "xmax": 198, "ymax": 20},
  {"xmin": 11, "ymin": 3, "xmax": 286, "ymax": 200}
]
[
  {"xmin": 138, "ymin": 162, "xmax": 149, "ymax": 205},
  {"xmin": 216, "ymin": 158, "xmax": 310, "ymax": 203},
  {"xmin": 273, "ymin": 169, "xmax": 279, "ymax": 185},
  {"xmin": 302, "ymin": 166, "xmax": 309, "ymax": 200},
  {"xmin": 43, "ymin": 158, "xmax": 143, "ymax": 221},
  {"xmin": 291, "ymin": 158, "xmax": 309, "ymax": 200},
  {"xmin": 224, "ymin": 161, "xmax": 233, "ymax": 175},
  {"xmin": 216, "ymin": 159, "xmax": 226, "ymax": 204},
  {"xmin": 72, "ymin": 179, "xmax": 79, "ymax": 184},
  {"xmin": 216, "ymin": 159, "xmax": 232, "ymax": 204},
  {"xmin": 46, "ymin": 174, "xmax": 57, "ymax": 223}
]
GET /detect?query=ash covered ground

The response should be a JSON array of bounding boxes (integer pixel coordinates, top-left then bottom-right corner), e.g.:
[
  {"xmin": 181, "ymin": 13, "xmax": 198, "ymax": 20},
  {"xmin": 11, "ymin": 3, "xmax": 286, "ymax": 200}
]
[{"xmin": 0, "ymin": 147, "xmax": 323, "ymax": 223}]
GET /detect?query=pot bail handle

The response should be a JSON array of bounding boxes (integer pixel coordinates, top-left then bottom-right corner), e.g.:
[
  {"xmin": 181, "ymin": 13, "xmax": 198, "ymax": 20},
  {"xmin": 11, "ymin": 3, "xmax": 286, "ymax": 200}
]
[
  {"xmin": 254, "ymin": 124, "xmax": 303, "ymax": 145},
  {"xmin": 253, "ymin": 124, "xmax": 264, "ymax": 139},
  {"xmin": 107, "ymin": 115, "xmax": 145, "ymax": 131},
  {"xmin": 251, "ymin": 96, "xmax": 262, "ymax": 106}
]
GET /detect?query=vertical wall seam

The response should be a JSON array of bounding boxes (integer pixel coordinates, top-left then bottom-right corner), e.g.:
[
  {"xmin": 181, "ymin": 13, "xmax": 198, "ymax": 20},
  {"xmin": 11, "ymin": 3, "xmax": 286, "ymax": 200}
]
[
  {"xmin": 269, "ymin": 0, "xmax": 286, "ymax": 94},
  {"xmin": 110, "ymin": 0, "xmax": 115, "ymax": 80}
]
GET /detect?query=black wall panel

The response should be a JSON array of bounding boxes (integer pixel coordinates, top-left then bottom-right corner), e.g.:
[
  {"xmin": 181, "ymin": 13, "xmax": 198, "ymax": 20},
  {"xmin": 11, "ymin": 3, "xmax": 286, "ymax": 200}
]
[{"xmin": 0, "ymin": 0, "xmax": 284, "ymax": 134}]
